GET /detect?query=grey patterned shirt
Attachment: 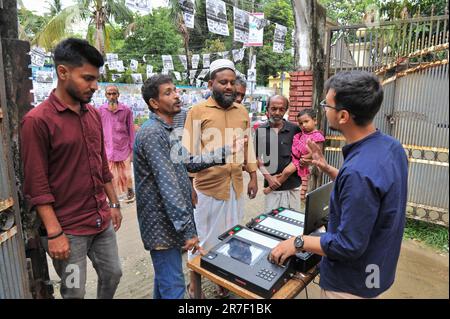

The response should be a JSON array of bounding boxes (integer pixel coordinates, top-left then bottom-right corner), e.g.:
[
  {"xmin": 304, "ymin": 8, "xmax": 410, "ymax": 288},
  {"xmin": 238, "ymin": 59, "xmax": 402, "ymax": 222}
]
[{"xmin": 134, "ymin": 112, "xmax": 227, "ymax": 250}]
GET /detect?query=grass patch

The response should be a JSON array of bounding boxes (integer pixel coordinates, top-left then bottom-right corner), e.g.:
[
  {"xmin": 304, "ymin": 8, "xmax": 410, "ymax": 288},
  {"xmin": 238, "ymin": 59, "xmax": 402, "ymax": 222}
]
[{"xmin": 403, "ymin": 218, "xmax": 449, "ymax": 253}]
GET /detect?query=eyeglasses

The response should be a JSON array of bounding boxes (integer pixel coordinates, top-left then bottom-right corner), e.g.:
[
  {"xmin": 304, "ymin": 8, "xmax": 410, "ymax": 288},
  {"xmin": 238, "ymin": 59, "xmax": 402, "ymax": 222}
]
[
  {"xmin": 320, "ymin": 99, "xmax": 356, "ymax": 119},
  {"xmin": 319, "ymin": 99, "xmax": 339, "ymax": 111}
]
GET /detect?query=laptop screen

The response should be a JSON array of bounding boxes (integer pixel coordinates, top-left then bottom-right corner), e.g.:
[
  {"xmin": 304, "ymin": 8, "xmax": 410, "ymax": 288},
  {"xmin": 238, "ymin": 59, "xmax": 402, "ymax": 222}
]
[{"xmin": 303, "ymin": 182, "xmax": 333, "ymax": 235}]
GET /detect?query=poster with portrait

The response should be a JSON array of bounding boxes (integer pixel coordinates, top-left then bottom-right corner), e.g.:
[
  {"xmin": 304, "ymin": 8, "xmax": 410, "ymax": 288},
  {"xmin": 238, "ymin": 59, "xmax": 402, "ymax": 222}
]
[
  {"xmin": 146, "ymin": 65, "xmax": 154, "ymax": 78},
  {"xmin": 233, "ymin": 7, "xmax": 249, "ymax": 43},
  {"xmin": 125, "ymin": 0, "xmax": 152, "ymax": 15},
  {"xmin": 173, "ymin": 71, "xmax": 182, "ymax": 81},
  {"xmin": 131, "ymin": 73, "xmax": 143, "ymax": 84},
  {"xmin": 130, "ymin": 59, "xmax": 139, "ymax": 72},
  {"xmin": 273, "ymin": 23, "xmax": 287, "ymax": 53},
  {"xmin": 189, "ymin": 69, "xmax": 197, "ymax": 79},
  {"xmin": 246, "ymin": 13, "xmax": 265, "ymax": 47},
  {"xmin": 35, "ymin": 70, "xmax": 54, "ymax": 83},
  {"xmin": 111, "ymin": 74, "xmax": 122, "ymax": 82},
  {"xmin": 205, "ymin": 0, "xmax": 229, "ymax": 36},
  {"xmin": 197, "ymin": 69, "xmax": 209, "ymax": 80},
  {"xmin": 179, "ymin": 0, "xmax": 195, "ymax": 29},
  {"xmin": 30, "ymin": 47, "xmax": 46, "ymax": 67},
  {"xmin": 247, "ymin": 69, "xmax": 256, "ymax": 82},
  {"xmin": 178, "ymin": 55, "xmax": 188, "ymax": 70},
  {"xmin": 115, "ymin": 60, "xmax": 125, "ymax": 72},
  {"xmin": 191, "ymin": 54, "xmax": 200, "ymax": 69},
  {"xmin": 161, "ymin": 55, "xmax": 174, "ymax": 70},
  {"xmin": 202, "ymin": 54, "xmax": 210, "ymax": 68},
  {"xmin": 232, "ymin": 48, "xmax": 245, "ymax": 63}
]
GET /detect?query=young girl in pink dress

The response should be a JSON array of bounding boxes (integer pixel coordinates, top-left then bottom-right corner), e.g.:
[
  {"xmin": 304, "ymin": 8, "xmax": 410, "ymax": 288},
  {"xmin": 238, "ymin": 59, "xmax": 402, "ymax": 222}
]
[{"xmin": 264, "ymin": 109, "xmax": 325, "ymax": 201}]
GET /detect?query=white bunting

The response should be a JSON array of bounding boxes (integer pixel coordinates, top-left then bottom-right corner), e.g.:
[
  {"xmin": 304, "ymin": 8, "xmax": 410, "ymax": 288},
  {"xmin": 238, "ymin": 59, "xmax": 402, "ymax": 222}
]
[
  {"xmin": 206, "ymin": 0, "xmax": 229, "ymax": 36},
  {"xmin": 178, "ymin": 55, "xmax": 188, "ymax": 70},
  {"xmin": 233, "ymin": 7, "xmax": 250, "ymax": 43},
  {"xmin": 162, "ymin": 55, "xmax": 174, "ymax": 70},
  {"xmin": 192, "ymin": 54, "xmax": 200, "ymax": 69},
  {"xmin": 202, "ymin": 54, "xmax": 210, "ymax": 68}
]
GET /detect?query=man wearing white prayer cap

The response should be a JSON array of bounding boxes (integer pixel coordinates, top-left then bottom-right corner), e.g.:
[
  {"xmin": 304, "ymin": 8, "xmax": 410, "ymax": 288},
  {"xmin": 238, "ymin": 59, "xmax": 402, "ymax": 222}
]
[{"xmin": 182, "ymin": 59, "xmax": 258, "ymax": 298}]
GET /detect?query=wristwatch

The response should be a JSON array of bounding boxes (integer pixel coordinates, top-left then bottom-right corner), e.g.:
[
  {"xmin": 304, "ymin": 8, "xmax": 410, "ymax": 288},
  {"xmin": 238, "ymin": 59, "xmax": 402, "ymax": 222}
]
[
  {"xmin": 294, "ymin": 235, "xmax": 305, "ymax": 253},
  {"xmin": 109, "ymin": 202, "xmax": 121, "ymax": 209}
]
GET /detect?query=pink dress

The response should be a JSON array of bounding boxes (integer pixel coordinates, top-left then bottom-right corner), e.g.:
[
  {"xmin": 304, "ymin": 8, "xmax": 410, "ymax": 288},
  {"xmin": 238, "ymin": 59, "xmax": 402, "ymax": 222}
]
[{"xmin": 291, "ymin": 130, "xmax": 325, "ymax": 177}]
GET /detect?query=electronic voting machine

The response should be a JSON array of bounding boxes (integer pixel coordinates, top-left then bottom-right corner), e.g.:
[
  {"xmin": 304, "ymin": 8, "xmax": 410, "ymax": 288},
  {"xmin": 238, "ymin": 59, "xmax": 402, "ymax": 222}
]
[
  {"xmin": 246, "ymin": 208, "xmax": 320, "ymax": 272},
  {"xmin": 200, "ymin": 225, "xmax": 295, "ymax": 298}
]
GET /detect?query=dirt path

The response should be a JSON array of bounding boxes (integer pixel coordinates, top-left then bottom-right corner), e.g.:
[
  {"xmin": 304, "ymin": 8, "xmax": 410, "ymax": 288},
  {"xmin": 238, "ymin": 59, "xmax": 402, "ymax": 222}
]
[{"xmin": 47, "ymin": 173, "xmax": 449, "ymax": 299}]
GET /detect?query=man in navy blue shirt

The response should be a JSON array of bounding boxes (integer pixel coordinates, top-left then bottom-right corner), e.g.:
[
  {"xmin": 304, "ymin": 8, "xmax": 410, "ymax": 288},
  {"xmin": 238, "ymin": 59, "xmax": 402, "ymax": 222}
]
[{"xmin": 270, "ymin": 71, "xmax": 408, "ymax": 298}]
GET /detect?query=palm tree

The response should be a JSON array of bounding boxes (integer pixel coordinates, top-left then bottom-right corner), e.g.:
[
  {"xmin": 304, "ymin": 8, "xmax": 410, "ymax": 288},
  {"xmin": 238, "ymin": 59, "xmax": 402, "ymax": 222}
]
[
  {"xmin": 33, "ymin": 0, "xmax": 133, "ymax": 55},
  {"xmin": 168, "ymin": 0, "xmax": 197, "ymax": 70}
]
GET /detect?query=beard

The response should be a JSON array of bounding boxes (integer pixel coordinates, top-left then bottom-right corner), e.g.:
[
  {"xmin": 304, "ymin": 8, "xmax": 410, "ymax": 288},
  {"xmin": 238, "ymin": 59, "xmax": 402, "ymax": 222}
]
[
  {"xmin": 212, "ymin": 88, "xmax": 236, "ymax": 109},
  {"xmin": 67, "ymin": 83, "xmax": 93, "ymax": 104}
]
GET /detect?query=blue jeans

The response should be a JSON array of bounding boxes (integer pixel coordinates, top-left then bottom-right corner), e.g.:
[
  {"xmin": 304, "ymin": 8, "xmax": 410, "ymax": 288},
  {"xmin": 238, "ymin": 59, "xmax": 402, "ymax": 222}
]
[
  {"xmin": 41, "ymin": 222, "xmax": 122, "ymax": 299},
  {"xmin": 150, "ymin": 248, "xmax": 185, "ymax": 299}
]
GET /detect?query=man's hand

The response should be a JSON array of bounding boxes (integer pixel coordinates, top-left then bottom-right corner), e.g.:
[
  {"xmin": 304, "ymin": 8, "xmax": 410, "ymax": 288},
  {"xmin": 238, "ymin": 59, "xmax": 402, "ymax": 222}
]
[
  {"xmin": 269, "ymin": 237, "xmax": 296, "ymax": 266},
  {"xmin": 307, "ymin": 140, "xmax": 328, "ymax": 172},
  {"xmin": 265, "ymin": 174, "xmax": 282, "ymax": 190},
  {"xmin": 182, "ymin": 236, "xmax": 206, "ymax": 255},
  {"xmin": 111, "ymin": 207, "xmax": 123, "ymax": 231},
  {"xmin": 48, "ymin": 234, "xmax": 71, "ymax": 260},
  {"xmin": 247, "ymin": 174, "xmax": 258, "ymax": 199}
]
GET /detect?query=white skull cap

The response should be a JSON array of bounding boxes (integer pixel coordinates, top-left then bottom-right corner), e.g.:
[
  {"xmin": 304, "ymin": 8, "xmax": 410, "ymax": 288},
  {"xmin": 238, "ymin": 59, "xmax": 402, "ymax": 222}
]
[{"xmin": 209, "ymin": 59, "xmax": 236, "ymax": 75}]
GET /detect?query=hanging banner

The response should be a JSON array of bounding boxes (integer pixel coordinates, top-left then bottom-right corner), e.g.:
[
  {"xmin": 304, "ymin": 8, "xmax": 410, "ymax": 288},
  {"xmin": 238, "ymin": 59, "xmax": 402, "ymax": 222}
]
[
  {"xmin": 197, "ymin": 69, "xmax": 209, "ymax": 80},
  {"xmin": 205, "ymin": 0, "xmax": 229, "ymax": 36},
  {"xmin": 178, "ymin": 55, "xmax": 188, "ymax": 70},
  {"xmin": 131, "ymin": 73, "xmax": 143, "ymax": 84},
  {"xmin": 146, "ymin": 65, "xmax": 154, "ymax": 78},
  {"xmin": 162, "ymin": 55, "xmax": 174, "ymax": 70},
  {"xmin": 218, "ymin": 51, "xmax": 230, "ymax": 59},
  {"xmin": 232, "ymin": 48, "xmax": 245, "ymax": 63},
  {"xmin": 130, "ymin": 59, "xmax": 139, "ymax": 72},
  {"xmin": 191, "ymin": 54, "xmax": 200, "ymax": 70},
  {"xmin": 161, "ymin": 69, "xmax": 169, "ymax": 75},
  {"xmin": 202, "ymin": 54, "xmax": 210, "ymax": 68},
  {"xmin": 182, "ymin": 72, "xmax": 188, "ymax": 80},
  {"xmin": 179, "ymin": 0, "xmax": 195, "ymax": 29},
  {"xmin": 30, "ymin": 47, "xmax": 46, "ymax": 67},
  {"xmin": 273, "ymin": 24, "xmax": 287, "ymax": 53},
  {"xmin": 173, "ymin": 71, "xmax": 182, "ymax": 81},
  {"xmin": 246, "ymin": 13, "xmax": 265, "ymax": 47},
  {"xmin": 111, "ymin": 74, "xmax": 122, "ymax": 82},
  {"xmin": 233, "ymin": 7, "xmax": 250, "ymax": 43},
  {"xmin": 125, "ymin": 0, "xmax": 152, "ymax": 15},
  {"xmin": 115, "ymin": 60, "xmax": 125, "ymax": 72},
  {"xmin": 189, "ymin": 69, "xmax": 197, "ymax": 79},
  {"xmin": 247, "ymin": 69, "xmax": 256, "ymax": 82}
]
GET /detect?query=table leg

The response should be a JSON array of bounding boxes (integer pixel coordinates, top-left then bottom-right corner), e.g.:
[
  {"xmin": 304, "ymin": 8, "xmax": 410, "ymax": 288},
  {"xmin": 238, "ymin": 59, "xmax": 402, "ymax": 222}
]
[{"xmin": 192, "ymin": 271, "xmax": 202, "ymax": 299}]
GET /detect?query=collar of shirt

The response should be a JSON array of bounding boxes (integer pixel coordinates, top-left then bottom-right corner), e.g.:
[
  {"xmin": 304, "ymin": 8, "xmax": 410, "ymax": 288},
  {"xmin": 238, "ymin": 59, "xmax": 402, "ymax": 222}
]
[
  {"xmin": 149, "ymin": 112, "xmax": 174, "ymax": 132},
  {"xmin": 342, "ymin": 129, "xmax": 380, "ymax": 159},
  {"xmin": 205, "ymin": 96, "xmax": 239, "ymax": 110},
  {"xmin": 49, "ymin": 90, "xmax": 88, "ymax": 113},
  {"xmin": 100, "ymin": 102, "xmax": 126, "ymax": 113},
  {"xmin": 259, "ymin": 119, "xmax": 291, "ymax": 133}
]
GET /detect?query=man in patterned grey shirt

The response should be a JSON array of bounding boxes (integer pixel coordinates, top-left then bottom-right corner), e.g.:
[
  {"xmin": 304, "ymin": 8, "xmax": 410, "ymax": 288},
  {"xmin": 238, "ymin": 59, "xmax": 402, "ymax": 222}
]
[{"xmin": 134, "ymin": 74, "xmax": 242, "ymax": 299}]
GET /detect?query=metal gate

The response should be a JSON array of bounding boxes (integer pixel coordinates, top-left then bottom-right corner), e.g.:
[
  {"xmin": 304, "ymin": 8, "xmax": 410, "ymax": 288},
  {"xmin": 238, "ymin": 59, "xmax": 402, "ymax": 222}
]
[
  {"xmin": 0, "ymin": 39, "xmax": 31, "ymax": 298},
  {"xmin": 323, "ymin": 14, "xmax": 449, "ymax": 226}
]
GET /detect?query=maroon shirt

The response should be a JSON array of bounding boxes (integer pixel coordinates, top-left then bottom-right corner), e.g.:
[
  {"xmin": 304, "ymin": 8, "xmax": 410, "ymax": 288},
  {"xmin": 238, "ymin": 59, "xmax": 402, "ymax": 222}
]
[{"xmin": 21, "ymin": 91, "xmax": 113, "ymax": 235}]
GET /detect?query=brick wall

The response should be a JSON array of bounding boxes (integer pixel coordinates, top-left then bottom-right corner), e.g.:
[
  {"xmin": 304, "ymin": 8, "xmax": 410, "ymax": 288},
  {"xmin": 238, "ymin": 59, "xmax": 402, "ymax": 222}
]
[{"xmin": 288, "ymin": 70, "xmax": 314, "ymax": 122}]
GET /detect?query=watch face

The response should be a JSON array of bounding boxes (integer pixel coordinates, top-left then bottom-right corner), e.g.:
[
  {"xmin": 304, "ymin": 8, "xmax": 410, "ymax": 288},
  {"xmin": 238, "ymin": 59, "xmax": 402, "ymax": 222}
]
[{"xmin": 295, "ymin": 236, "xmax": 304, "ymax": 248}]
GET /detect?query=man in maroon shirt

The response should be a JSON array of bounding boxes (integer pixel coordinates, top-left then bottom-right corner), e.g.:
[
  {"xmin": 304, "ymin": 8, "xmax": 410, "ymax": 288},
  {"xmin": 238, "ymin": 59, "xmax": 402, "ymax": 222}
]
[{"xmin": 21, "ymin": 38, "xmax": 122, "ymax": 299}]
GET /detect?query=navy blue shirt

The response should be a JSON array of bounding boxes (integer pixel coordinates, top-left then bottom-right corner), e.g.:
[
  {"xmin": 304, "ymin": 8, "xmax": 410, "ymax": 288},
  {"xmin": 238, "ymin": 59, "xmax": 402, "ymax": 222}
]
[
  {"xmin": 134, "ymin": 113, "xmax": 227, "ymax": 250},
  {"xmin": 319, "ymin": 130, "xmax": 408, "ymax": 298}
]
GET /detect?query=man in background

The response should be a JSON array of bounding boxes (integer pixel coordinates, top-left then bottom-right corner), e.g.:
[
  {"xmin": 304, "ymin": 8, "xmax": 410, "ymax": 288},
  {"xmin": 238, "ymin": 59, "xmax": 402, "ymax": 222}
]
[{"xmin": 99, "ymin": 85, "xmax": 135, "ymax": 202}]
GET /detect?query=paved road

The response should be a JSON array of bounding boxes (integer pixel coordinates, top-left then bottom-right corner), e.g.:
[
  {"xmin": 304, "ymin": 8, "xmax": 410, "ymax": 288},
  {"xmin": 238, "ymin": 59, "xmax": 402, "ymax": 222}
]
[{"xmin": 47, "ymin": 172, "xmax": 449, "ymax": 299}]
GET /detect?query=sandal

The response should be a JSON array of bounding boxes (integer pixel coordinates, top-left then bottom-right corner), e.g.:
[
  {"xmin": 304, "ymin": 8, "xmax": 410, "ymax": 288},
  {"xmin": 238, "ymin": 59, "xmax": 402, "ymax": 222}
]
[{"xmin": 186, "ymin": 283, "xmax": 205, "ymax": 299}]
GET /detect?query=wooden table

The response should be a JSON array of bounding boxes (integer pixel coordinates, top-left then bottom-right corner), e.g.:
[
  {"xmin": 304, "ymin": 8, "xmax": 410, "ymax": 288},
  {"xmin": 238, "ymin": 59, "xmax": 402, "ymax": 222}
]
[{"xmin": 187, "ymin": 255, "xmax": 318, "ymax": 299}]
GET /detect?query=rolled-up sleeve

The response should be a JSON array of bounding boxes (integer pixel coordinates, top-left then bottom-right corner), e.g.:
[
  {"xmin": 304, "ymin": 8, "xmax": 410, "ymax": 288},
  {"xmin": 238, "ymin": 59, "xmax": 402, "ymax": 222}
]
[
  {"xmin": 20, "ymin": 116, "xmax": 56, "ymax": 207},
  {"xmin": 320, "ymin": 171, "xmax": 380, "ymax": 261}
]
